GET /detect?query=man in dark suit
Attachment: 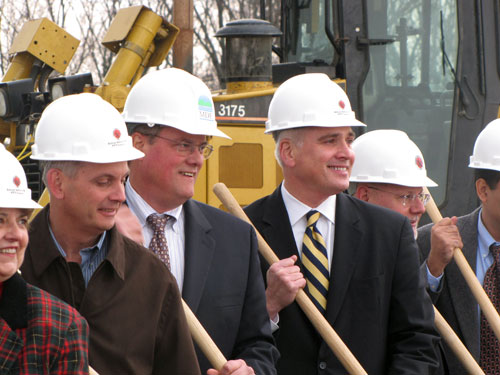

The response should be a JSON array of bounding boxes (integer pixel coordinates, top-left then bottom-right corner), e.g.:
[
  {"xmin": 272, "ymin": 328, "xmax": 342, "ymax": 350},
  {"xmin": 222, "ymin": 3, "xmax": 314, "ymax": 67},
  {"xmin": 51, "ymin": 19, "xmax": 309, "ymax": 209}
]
[
  {"xmin": 244, "ymin": 73, "xmax": 440, "ymax": 374},
  {"xmin": 418, "ymin": 119, "xmax": 500, "ymax": 373},
  {"xmin": 122, "ymin": 68, "xmax": 278, "ymax": 375}
]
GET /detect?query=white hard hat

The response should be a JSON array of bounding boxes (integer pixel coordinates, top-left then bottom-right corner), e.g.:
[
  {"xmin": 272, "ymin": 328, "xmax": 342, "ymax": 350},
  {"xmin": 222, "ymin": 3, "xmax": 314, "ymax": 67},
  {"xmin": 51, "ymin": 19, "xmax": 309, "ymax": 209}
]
[
  {"xmin": 350, "ymin": 129, "xmax": 437, "ymax": 187},
  {"xmin": 123, "ymin": 68, "xmax": 230, "ymax": 139},
  {"xmin": 31, "ymin": 93, "xmax": 144, "ymax": 163},
  {"xmin": 0, "ymin": 148, "xmax": 41, "ymax": 209},
  {"xmin": 469, "ymin": 119, "xmax": 500, "ymax": 171},
  {"xmin": 265, "ymin": 73, "xmax": 366, "ymax": 133}
]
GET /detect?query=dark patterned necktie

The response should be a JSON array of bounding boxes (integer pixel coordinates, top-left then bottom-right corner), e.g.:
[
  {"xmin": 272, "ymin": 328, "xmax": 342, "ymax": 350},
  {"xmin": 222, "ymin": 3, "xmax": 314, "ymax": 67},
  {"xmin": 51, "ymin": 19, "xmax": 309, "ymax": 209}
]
[
  {"xmin": 146, "ymin": 213, "xmax": 171, "ymax": 270},
  {"xmin": 480, "ymin": 243, "xmax": 500, "ymax": 373},
  {"xmin": 301, "ymin": 210, "xmax": 329, "ymax": 315}
]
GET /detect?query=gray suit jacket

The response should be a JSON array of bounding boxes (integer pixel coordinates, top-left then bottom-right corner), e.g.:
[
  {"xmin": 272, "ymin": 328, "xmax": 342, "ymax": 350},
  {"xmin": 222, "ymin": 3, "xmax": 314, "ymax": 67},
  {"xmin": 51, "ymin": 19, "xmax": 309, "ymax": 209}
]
[{"xmin": 417, "ymin": 207, "xmax": 481, "ymax": 374}]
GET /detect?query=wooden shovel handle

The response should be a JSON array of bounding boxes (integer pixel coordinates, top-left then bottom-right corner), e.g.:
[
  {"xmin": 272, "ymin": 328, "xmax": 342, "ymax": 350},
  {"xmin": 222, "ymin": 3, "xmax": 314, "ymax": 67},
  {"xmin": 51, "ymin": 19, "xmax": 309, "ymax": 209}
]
[
  {"xmin": 423, "ymin": 186, "xmax": 500, "ymax": 343},
  {"xmin": 182, "ymin": 299, "xmax": 227, "ymax": 370}
]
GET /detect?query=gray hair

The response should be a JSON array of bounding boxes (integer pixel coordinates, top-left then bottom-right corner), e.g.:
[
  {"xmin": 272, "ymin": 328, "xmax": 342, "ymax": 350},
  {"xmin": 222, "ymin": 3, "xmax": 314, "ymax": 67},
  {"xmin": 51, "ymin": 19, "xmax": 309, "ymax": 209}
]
[
  {"xmin": 272, "ymin": 128, "xmax": 305, "ymax": 167},
  {"xmin": 40, "ymin": 160, "xmax": 82, "ymax": 186}
]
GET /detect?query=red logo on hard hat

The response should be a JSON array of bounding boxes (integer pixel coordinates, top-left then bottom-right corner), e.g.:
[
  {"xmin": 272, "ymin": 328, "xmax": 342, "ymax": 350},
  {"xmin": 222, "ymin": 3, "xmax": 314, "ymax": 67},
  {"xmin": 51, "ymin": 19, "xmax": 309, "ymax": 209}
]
[
  {"xmin": 339, "ymin": 100, "xmax": 346, "ymax": 109},
  {"xmin": 415, "ymin": 156, "xmax": 424, "ymax": 169},
  {"xmin": 113, "ymin": 129, "xmax": 121, "ymax": 139},
  {"xmin": 13, "ymin": 176, "xmax": 21, "ymax": 187}
]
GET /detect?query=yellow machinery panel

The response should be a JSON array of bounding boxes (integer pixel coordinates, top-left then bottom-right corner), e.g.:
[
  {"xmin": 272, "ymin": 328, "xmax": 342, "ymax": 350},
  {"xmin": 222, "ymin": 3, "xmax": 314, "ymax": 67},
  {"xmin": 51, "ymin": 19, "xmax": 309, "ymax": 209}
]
[
  {"xmin": 8, "ymin": 18, "xmax": 79, "ymax": 74},
  {"xmin": 194, "ymin": 125, "xmax": 282, "ymax": 209}
]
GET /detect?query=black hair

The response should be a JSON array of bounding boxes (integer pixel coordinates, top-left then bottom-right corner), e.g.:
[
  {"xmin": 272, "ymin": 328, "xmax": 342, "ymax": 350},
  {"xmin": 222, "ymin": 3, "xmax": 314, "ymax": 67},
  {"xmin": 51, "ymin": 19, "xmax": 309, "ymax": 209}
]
[{"xmin": 475, "ymin": 168, "xmax": 500, "ymax": 190}]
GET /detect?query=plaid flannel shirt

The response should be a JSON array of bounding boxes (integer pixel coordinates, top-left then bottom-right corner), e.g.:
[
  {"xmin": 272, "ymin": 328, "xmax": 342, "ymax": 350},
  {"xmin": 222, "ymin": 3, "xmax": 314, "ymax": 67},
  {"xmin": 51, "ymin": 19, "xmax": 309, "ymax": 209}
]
[{"xmin": 0, "ymin": 273, "xmax": 89, "ymax": 374}]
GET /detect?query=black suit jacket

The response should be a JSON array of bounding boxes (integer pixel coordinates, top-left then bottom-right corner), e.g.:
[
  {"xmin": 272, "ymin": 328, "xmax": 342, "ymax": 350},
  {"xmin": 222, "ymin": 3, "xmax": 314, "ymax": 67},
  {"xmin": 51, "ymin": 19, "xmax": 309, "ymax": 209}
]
[
  {"xmin": 244, "ymin": 188, "xmax": 440, "ymax": 375},
  {"xmin": 181, "ymin": 199, "xmax": 278, "ymax": 374}
]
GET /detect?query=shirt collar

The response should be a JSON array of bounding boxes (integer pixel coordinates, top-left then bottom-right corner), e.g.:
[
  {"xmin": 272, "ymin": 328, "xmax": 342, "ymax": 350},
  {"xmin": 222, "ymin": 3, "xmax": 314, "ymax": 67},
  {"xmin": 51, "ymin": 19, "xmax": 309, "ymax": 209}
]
[
  {"xmin": 477, "ymin": 208, "xmax": 500, "ymax": 256},
  {"xmin": 281, "ymin": 183, "xmax": 336, "ymax": 225},
  {"xmin": 125, "ymin": 179, "xmax": 183, "ymax": 230},
  {"xmin": 48, "ymin": 219, "xmax": 107, "ymax": 258}
]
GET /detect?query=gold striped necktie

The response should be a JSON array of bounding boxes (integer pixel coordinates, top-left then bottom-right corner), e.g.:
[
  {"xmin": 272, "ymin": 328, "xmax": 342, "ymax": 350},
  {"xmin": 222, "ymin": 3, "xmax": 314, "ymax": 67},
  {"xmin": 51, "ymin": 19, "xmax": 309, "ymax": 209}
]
[{"xmin": 301, "ymin": 210, "xmax": 329, "ymax": 314}]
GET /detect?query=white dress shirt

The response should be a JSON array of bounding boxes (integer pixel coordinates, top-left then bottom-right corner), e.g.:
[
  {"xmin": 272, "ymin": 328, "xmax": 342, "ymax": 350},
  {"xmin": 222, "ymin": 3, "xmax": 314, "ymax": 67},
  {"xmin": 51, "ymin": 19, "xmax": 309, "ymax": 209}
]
[
  {"xmin": 281, "ymin": 184, "xmax": 336, "ymax": 270},
  {"xmin": 125, "ymin": 180, "xmax": 186, "ymax": 291}
]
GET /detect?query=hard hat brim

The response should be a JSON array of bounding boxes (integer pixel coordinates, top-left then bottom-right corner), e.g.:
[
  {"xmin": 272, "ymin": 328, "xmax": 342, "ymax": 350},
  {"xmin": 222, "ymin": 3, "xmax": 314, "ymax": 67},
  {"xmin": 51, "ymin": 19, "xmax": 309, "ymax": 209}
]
[
  {"xmin": 349, "ymin": 175, "xmax": 438, "ymax": 187},
  {"xmin": 264, "ymin": 118, "xmax": 366, "ymax": 133},
  {"xmin": 31, "ymin": 147, "xmax": 145, "ymax": 163},
  {"xmin": 0, "ymin": 197, "xmax": 42, "ymax": 209}
]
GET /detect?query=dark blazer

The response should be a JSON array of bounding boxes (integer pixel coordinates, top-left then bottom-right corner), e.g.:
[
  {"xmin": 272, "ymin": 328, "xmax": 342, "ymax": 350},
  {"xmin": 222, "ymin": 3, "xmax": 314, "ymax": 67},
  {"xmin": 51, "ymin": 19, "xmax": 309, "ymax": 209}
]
[
  {"xmin": 418, "ymin": 208, "xmax": 481, "ymax": 374},
  {"xmin": 181, "ymin": 199, "xmax": 278, "ymax": 374},
  {"xmin": 245, "ymin": 188, "xmax": 440, "ymax": 375}
]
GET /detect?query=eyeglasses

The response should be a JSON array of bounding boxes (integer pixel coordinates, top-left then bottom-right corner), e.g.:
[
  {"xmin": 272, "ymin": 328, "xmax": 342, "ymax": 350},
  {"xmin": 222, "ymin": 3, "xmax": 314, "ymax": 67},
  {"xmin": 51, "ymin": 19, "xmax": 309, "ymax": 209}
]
[
  {"xmin": 152, "ymin": 134, "xmax": 214, "ymax": 159},
  {"xmin": 367, "ymin": 186, "xmax": 431, "ymax": 206}
]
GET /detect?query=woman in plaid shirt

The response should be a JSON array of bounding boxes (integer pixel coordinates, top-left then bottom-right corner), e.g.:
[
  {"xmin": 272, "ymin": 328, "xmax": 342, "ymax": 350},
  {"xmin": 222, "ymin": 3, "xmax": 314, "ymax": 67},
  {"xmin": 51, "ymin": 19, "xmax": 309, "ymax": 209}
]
[{"xmin": 0, "ymin": 146, "xmax": 89, "ymax": 374}]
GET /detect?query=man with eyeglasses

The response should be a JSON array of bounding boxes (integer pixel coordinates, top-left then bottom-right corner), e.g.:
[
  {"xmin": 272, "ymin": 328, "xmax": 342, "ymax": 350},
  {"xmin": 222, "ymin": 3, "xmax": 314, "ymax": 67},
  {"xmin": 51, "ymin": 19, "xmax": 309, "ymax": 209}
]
[
  {"xmin": 350, "ymin": 130, "xmax": 439, "ymax": 238},
  {"xmin": 121, "ymin": 68, "xmax": 278, "ymax": 375},
  {"xmin": 350, "ymin": 129, "xmax": 462, "ymax": 373},
  {"xmin": 350, "ymin": 130, "xmax": 463, "ymax": 284}
]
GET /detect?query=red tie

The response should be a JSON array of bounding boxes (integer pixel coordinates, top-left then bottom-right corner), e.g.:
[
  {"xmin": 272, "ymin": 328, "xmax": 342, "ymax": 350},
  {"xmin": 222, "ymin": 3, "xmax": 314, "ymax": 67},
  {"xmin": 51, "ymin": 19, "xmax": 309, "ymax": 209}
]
[
  {"xmin": 480, "ymin": 243, "xmax": 500, "ymax": 373},
  {"xmin": 146, "ymin": 213, "xmax": 171, "ymax": 270}
]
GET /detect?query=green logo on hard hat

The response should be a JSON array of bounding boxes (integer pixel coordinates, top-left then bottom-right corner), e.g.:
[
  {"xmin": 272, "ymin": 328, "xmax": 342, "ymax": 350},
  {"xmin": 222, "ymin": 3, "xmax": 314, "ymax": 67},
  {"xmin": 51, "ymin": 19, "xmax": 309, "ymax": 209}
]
[{"xmin": 198, "ymin": 95, "xmax": 214, "ymax": 121}]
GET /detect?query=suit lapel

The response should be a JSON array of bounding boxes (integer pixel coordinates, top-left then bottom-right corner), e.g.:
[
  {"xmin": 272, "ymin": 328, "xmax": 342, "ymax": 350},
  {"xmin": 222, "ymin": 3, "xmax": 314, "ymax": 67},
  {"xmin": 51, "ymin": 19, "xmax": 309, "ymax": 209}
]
[
  {"xmin": 182, "ymin": 200, "xmax": 216, "ymax": 313},
  {"xmin": 448, "ymin": 208, "xmax": 481, "ymax": 357},
  {"xmin": 325, "ymin": 194, "xmax": 362, "ymax": 324},
  {"xmin": 260, "ymin": 187, "xmax": 299, "ymax": 262}
]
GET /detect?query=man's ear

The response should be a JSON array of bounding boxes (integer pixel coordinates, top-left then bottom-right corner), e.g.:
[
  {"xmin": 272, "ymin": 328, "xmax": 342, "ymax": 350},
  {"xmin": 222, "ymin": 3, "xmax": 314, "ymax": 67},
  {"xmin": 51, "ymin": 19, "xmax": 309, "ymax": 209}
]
[
  {"xmin": 355, "ymin": 185, "xmax": 370, "ymax": 202},
  {"xmin": 279, "ymin": 139, "xmax": 296, "ymax": 168},
  {"xmin": 476, "ymin": 178, "xmax": 489, "ymax": 204},
  {"xmin": 46, "ymin": 169, "xmax": 66, "ymax": 200},
  {"xmin": 131, "ymin": 132, "xmax": 146, "ymax": 151}
]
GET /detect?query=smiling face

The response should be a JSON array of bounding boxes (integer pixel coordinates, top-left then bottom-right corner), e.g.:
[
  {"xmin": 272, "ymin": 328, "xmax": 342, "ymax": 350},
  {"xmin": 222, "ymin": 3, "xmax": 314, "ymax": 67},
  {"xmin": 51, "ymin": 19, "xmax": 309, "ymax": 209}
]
[
  {"xmin": 281, "ymin": 126, "xmax": 355, "ymax": 207},
  {"xmin": 129, "ymin": 126, "xmax": 206, "ymax": 212},
  {"xmin": 356, "ymin": 183, "xmax": 426, "ymax": 237},
  {"xmin": 0, "ymin": 208, "xmax": 30, "ymax": 282},
  {"xmin": 55, "ymin": 162, "xmax": 128, "ymax": 238}
]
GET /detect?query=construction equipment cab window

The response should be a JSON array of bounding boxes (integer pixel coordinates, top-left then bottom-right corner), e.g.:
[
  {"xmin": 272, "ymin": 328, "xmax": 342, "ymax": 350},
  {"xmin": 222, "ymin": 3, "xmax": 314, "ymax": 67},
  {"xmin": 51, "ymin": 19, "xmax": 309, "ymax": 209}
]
[{"xmin": 362, "ymin": 0, "xmax": 458, "ymax": 207}]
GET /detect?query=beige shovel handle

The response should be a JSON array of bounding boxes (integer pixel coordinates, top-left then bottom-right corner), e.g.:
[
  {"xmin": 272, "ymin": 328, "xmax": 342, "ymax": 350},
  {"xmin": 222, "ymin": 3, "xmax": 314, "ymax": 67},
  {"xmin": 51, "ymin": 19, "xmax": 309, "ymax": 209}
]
[
  {"xmin": 213, "ymin": 183, "xmax": 367, "ymax": 375},
  {"xmin": 423, "ymin": 187, "xmax": 500, "ymax": 343},
  {"xmin": 182, "ymin": 300, "xmax": 227, "ymax": 370},
  {"xmin": 433, "ymin": 307, "xmax": 484, "ymax": 373}
]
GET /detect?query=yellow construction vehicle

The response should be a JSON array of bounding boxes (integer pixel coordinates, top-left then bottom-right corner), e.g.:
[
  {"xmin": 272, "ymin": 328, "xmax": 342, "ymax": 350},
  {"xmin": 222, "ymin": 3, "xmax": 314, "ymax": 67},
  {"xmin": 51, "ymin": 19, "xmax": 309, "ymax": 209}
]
[{"xmin": 3, "ymin": 1, "xmax": 499, "ymax": 219}]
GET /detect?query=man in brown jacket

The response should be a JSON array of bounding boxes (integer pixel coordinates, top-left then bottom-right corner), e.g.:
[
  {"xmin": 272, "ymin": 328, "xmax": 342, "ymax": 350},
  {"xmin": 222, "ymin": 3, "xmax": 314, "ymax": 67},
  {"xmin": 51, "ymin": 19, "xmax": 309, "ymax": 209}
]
[{"xmin": 20, "ymin": 93, "xmax": 200, "ymax": 375}]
